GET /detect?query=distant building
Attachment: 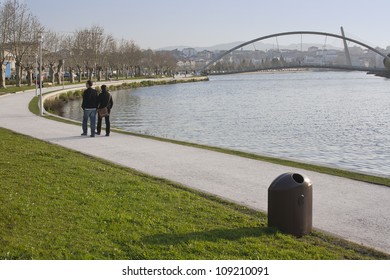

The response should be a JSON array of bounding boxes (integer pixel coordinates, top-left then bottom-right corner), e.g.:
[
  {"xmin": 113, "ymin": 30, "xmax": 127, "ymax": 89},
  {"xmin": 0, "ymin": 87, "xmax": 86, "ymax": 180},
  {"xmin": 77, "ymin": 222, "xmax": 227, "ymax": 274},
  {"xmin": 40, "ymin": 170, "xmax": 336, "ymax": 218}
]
[
  {"xmin": 197, "ymin": 50, "xmax": 213, "ymax": 60},
  {"xmin": 308, "ymin": 46, "xmax": 319, "ymax": 53},
  {"xmin": 6, "ymin": 63, "xmax": 11, "ymax": 78},
  {"xmin": 182, "ymin": 48, "xmax": 197, "ymax": 57},
  {"xmin": 176, "ymin": 60, "xmax": 196, "ymax": 70},
  {"xmin": 2, "ymin": 49, "xmax": 16, "ymax": 78}
]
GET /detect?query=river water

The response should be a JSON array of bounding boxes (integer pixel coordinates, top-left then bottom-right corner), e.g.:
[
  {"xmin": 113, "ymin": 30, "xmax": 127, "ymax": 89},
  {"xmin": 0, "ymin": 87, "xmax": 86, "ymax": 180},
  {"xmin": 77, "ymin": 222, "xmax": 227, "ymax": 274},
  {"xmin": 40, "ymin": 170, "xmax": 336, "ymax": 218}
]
[{"xmin": 62, "ymin": 71, "xmax": 390, "ymax": 177}]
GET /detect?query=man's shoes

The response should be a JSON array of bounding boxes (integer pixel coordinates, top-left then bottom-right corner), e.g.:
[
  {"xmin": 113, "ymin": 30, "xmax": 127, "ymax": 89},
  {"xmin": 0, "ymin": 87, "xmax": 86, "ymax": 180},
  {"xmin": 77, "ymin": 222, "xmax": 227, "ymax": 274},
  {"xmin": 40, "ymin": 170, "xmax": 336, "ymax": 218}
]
[
  {"xmin": 81, "ymin": 133, "xmax": 87, "ymax": 136},
  {"xmin": 96, "ymin": 132, "xmax": 101, "ymax": 135},
  {"xmin": 105, "ymin": 134, "xmax": 110, "ymax": 137},
  {"xmin": 90, "ymin": 135, "xmax": 95, "ymax": 137}
]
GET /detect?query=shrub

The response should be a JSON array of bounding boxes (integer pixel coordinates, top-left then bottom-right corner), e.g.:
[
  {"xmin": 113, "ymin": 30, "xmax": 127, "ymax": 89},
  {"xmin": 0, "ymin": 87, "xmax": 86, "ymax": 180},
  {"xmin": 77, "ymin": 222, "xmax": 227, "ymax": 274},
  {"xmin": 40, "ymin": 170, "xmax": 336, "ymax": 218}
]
[
  {"xmin": 58, "ymin": 93, "xmax": 69, "ymax": 102},
  {"xmin": 44, "ymin": 98, "xmax": 65, "ymax": 114}
]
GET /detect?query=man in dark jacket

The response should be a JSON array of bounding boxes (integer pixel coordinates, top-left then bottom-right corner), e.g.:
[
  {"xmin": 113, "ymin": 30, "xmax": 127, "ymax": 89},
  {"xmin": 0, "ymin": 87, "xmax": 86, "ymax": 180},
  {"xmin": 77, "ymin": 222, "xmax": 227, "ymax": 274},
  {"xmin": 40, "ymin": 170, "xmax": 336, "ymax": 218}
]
[
  {"xmin": 96, "ymin": 84, "xmax": 113, "ymax": 136},
  {"xmin": 81, "ymin": 80, "xmax": 98, "ymax": 137}
]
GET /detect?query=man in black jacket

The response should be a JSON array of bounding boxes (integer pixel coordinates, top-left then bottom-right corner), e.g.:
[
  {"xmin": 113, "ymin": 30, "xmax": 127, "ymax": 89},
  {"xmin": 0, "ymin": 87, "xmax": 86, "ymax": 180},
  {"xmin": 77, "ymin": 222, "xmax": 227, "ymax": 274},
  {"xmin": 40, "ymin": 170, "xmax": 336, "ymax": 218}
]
[
  {"xmin": 97, "ymin": 84, "xmax": 113, "ymax": 136},
  {"xmin": 81, "ymin": 80, "xmax": 98, "ymax": 137}
]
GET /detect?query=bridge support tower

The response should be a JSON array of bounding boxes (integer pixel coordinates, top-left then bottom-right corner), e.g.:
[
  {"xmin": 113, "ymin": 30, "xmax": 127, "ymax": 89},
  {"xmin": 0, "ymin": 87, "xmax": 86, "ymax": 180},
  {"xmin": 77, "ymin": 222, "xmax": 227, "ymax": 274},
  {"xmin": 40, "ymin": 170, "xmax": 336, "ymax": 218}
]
[{"xmin": 340, "ymin": 26, "xmax": 352, "ymax": 66}]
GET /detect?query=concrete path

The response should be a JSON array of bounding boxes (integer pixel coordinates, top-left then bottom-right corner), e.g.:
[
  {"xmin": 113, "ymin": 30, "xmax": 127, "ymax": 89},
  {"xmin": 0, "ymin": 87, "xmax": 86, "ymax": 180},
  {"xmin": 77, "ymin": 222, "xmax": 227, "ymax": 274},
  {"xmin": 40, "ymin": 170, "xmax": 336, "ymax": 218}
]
[{"xmin": 1, "ymin": 84, "xmax": 389, "ymax": 255}]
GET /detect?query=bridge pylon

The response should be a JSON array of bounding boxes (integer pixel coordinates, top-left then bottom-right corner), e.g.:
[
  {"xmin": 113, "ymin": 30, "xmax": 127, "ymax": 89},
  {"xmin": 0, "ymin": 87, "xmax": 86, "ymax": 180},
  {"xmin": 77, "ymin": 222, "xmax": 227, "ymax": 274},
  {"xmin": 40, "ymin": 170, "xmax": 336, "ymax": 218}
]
[{"xmin": 340, "ymin": 26, "xmax": 352, "ymax": 66}]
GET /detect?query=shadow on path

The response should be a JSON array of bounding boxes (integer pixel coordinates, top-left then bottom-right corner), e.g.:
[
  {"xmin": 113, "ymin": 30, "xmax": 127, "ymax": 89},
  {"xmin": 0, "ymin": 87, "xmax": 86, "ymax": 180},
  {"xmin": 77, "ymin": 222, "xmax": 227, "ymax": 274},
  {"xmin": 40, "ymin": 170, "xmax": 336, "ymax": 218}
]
[{"xmin": 44, "ymin": 135, "xmax": 95, "ymax": 142}]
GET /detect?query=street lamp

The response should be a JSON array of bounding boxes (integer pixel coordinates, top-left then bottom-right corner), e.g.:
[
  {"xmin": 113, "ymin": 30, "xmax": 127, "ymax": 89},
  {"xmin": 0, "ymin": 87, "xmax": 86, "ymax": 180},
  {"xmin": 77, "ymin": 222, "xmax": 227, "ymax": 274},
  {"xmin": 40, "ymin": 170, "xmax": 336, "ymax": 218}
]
[
  {"xmin": 62, "ymin": 59, "xmax": 65, "ymax": 89},
  {"xmin": 38, "ymin": 32, "xmax": 43, "ymax": 116},
  {"xmin": 35, "ymin": 54, "xmax": 38, "ymax": 97}
]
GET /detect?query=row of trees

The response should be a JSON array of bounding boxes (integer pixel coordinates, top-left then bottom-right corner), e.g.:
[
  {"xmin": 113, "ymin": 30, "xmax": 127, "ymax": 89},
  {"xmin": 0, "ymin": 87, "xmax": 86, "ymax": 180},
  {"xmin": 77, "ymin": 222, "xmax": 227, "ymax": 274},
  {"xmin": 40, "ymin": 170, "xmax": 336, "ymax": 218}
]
[
  {"xmin": 0, "ymin": 0, "xmax": 42, "ymax": 88},
  {"xmin": 0, "ymin": 0, "xmax": 177, "ymax": 89}
]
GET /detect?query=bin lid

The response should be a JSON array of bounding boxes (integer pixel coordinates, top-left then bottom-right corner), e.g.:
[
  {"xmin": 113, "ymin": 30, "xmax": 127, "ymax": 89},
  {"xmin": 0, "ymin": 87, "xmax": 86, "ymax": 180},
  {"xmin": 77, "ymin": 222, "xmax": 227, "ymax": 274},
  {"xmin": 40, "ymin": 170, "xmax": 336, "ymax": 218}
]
[{"xmin": 269, "ymin": 172, "xmax": 312, "ymax": 191}]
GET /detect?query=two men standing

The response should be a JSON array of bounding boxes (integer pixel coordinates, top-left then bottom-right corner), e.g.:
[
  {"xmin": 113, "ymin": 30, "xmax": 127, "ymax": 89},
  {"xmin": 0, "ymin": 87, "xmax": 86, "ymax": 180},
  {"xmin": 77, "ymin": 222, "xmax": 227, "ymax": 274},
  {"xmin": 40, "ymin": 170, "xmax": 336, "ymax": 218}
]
[{"xmin": 81, "ymin": 80, "xmax": 113, "ymax": 137}]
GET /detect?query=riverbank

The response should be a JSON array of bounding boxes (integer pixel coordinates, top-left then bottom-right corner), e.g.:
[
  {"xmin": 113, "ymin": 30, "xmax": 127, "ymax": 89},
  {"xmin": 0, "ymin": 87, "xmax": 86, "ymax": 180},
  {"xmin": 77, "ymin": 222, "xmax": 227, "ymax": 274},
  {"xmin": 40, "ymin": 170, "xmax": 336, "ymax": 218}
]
[
  {"xmin": 36, "ymin": 94, "xmax": 390, "ymax": 187},
  {"xmin": 40, "ymin": 74, "xmax": 390, "ymax": 187},
  {"xmin": 78, "ymin": 72, "xmax": 389, "ymax": 178},
  {"xmin": 43, "ymin": 76, "xmax": 209, "ymax": 115},
  {"xmin": 1, "ymin": 81, "xmax": 390, "ymax": 256}
]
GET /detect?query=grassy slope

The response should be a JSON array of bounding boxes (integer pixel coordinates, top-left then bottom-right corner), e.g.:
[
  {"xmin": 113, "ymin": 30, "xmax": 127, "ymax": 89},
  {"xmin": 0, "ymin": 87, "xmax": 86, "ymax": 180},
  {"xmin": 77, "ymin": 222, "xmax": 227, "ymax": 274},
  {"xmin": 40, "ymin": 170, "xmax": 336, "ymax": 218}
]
[{"xmin": 0, "ymin": 128, "xmax": 388, "ymax": 260}]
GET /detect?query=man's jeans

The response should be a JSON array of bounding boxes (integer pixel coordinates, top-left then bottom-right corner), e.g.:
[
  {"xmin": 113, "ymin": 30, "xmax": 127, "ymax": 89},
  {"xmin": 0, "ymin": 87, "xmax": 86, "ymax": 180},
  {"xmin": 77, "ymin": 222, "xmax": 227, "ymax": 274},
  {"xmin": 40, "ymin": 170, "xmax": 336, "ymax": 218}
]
[{"xmin": 82, "ymin": 109, "xmax": 97, "ymax": 136}]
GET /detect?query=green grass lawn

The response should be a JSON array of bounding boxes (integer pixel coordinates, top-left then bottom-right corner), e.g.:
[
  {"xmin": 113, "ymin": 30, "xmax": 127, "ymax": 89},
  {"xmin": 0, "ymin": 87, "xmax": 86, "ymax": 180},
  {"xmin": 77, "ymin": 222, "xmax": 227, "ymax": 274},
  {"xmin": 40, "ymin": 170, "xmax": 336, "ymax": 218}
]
[
  {"xmin": 0, "ymin": 85, "xmax": 36, "ymax": 95},
  {"xmin": 0, "ymin": 127, "xmax": 388, "ymax": 260}
]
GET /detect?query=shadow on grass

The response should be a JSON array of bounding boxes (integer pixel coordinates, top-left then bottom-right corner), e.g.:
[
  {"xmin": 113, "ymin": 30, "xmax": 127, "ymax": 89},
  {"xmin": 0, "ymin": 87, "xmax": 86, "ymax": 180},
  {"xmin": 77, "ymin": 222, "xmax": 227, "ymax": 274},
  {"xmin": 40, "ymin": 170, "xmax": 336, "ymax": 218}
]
[{"xmin": 143, "ymin": 226, "xmax": 277, "ymax": 245}]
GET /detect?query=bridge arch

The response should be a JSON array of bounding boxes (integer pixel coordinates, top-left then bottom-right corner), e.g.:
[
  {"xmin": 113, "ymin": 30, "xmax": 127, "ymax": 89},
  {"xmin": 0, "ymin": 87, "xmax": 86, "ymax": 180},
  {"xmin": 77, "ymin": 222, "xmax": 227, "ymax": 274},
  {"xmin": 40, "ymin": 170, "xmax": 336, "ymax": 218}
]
[{"xmin": 201, "ymin": 31, "xmax": 389, "ymax": 72}]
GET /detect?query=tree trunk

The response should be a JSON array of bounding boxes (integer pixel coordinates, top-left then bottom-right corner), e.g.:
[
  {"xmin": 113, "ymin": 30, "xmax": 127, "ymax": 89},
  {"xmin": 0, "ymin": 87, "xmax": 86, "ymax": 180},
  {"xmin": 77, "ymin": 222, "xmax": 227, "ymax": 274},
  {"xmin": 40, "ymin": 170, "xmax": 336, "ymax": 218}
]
[
  {"xmin": 105, "ymin": 67, "xmax": 109, "ymax": 81},
  {"xmin": 88, "ymin": 67, "xmax": 93, "ymax": 81},
  {"xmin": 49, "ymin": 64, "xmax": 55, "ymax": 84},
  {"xmin": 0, "ymin": 64, "xmax": 6, "ymax": 89},
  {"xmin": 77, "ymin": 65, "xmax": 82, "ymax": 83},
  {"xmin": 26, "ymin": 68, "xmax": 33, "ymax": 86},
  {"xmin": 69, "ymin": 69, "xmax": 75, "ymax": 83},
  {"xmin": 15, "ymin": 61, "xmax": 22, "ymax": 87},
  {"xmin": 56, "ymin": 60, "xmax": 63, "ymax": 84},
  {"xmin": 97, "ymin": 67, "xmax": 102, "ymax": 81}
]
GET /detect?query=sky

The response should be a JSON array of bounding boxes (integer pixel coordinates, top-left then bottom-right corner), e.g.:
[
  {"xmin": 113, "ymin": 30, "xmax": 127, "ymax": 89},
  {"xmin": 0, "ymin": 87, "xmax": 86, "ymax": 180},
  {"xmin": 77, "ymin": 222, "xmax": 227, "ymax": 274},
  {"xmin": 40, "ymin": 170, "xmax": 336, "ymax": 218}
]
[{"xmin": 25, "ymin": 0, "xmax": 390, "ymax": 50}]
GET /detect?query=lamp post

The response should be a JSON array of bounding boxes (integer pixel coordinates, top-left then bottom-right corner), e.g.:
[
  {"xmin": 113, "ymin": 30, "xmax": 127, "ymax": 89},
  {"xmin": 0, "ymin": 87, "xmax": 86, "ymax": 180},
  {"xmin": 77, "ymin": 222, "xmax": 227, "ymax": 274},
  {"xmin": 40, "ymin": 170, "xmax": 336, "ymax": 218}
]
[
  {"xmin": 38, "ymin": 32, "xmax": 43, "ymax": 116},
  {"xmin": 62, "ymin": 59, "xmax": 65, "ymax": 89},
  {"xmin": 35, "ymin": 54, "xmax": 38, "ymax": 97}
]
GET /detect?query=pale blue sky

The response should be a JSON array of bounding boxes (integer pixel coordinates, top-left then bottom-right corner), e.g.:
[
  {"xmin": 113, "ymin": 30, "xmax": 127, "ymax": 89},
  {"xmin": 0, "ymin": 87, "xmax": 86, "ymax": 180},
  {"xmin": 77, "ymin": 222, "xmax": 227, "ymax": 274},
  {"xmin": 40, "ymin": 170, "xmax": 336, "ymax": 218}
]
[{"xmin": 26, "ymin": 0, "xmax": 390, "ymax": 49}]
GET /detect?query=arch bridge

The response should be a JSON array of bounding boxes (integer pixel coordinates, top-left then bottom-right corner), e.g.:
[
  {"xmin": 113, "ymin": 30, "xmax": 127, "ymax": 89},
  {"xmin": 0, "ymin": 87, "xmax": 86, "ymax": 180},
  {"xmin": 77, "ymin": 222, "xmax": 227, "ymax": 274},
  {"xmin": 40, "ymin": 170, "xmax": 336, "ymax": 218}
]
[{"xmin": 200, "ymin": 30, "xmax": 390, "ymax": 77}]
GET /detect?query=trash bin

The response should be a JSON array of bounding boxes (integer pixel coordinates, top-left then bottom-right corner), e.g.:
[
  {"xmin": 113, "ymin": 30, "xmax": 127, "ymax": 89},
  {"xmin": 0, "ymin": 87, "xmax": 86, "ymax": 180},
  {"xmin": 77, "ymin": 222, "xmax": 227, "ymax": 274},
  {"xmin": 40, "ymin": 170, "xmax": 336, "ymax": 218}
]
[{"xmin": 268, "ymin": 173, "xmax": 312, "ymax": 237}]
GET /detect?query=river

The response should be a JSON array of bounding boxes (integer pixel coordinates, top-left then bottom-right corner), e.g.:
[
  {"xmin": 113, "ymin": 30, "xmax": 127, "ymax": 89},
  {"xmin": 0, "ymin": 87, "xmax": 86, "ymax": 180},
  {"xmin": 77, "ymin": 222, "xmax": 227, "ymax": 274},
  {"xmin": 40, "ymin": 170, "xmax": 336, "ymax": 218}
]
[{"xmin": 61, "ymin": 71, "xmax": 390, "ymax": 177}]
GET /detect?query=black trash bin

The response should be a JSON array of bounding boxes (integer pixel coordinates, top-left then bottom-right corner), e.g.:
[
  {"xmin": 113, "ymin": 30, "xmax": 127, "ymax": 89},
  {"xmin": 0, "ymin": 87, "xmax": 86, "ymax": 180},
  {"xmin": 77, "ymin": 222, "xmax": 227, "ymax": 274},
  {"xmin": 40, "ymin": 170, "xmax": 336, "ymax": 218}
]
[{"xmin": 268, "ymin": 173, "xmax": 312, "ymax": 237}]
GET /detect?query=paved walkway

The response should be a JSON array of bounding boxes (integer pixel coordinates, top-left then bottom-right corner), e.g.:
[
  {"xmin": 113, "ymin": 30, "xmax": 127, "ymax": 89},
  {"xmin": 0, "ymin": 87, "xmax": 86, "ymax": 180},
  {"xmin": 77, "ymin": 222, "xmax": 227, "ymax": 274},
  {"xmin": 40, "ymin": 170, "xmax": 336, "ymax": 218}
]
[{"xmin": 1, "ymin": 83, "xmax": 389, "ymax": 255}]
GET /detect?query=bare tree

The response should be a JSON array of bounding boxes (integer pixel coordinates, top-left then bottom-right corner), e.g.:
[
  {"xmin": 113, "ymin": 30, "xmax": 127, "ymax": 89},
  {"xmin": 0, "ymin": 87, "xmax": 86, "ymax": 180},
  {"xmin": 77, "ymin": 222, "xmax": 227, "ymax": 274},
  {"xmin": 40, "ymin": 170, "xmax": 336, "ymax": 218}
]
[
  {"xmin": 94, "ymin": 32, "xmax": 115, "ymax": 81},
  {"xmin": 0, "ymin": 1, "xmax": 13, "ymax": 88},
  {"xmin": 142, "ymin": 49, "xmax": 157, "ymax": 76},
  {"xmin": 43, "ymin": 31, "xmax": 63, "ymax": 84},
  {"xmin": 85, "ymin": 25, "xmax": 104, "ymax": 80},
  {"xmin": 62, "ymin": 34, "xmax": 77, "ymax": 83},
  {"xmin": 136, "ymin": 49, "xmax": 178, "ymax": 77},
  {"xmin": 119, "ymin": 39, "xmax": 142, "ymax": 78},
  {"xmin": 69, "ymin": 29, "xmax": 89, "ymax": 82},
  {"xmin": 69, "ymin": 25, "xmax": 105, "ymax": 81},
  {"xmin": 22, "ymin": 52, "xmax": 37, "ymax": 86},
  {"xmin": 106, "ymin": 39, "xmax": 120, "ymax": 80},
  {"xmin": 6, "ymin": 0, "xmax": 43, "ymax": 86},
  {"xmin": 1, "ymin": 1, "xmax": 181, "ymax": 88},
  {"xmin": 97, "ymin": 33, "xmax": 115, "ymax": 81},
  {"xmin": 155, "ymin": 51, "xmax": 177, "ymax": 76}
]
